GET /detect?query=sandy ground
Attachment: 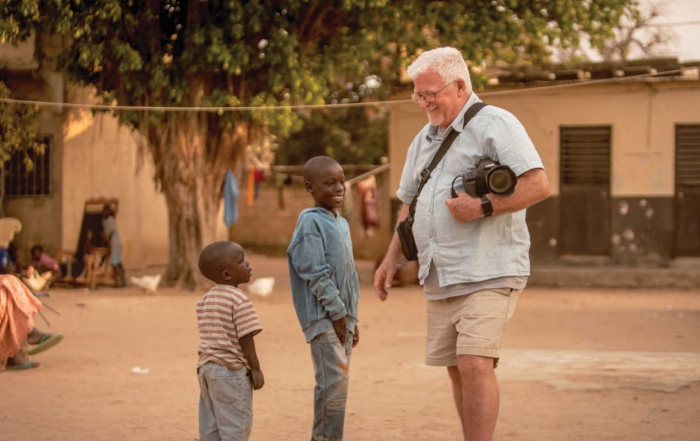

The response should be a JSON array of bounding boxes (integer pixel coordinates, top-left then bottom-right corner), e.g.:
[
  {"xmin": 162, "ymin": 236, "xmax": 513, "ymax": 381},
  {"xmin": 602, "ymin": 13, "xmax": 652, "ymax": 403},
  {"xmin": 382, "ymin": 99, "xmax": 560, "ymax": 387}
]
[{"xmin": 2, "ymin": 254, "xmax": 700, "ymax": 441}]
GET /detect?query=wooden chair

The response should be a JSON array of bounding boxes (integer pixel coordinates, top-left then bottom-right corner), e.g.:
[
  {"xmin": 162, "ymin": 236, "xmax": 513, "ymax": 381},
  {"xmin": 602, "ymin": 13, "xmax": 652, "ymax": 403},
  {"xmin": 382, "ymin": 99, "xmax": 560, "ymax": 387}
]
[
  {"xmin": 75, "ymin": 247, "xmax": 114, "ymax": 290},
  {"xmin": 55, "ymin": 198, "xmax": 119, "ymax": 289}
]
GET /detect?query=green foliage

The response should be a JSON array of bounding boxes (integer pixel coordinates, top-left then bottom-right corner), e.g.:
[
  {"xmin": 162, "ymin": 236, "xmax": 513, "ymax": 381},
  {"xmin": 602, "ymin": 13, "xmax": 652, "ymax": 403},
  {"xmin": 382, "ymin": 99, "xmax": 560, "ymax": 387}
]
[
  {"xmin": 0, "ymin": 0, "xmax": 638, "ymax": 140},
  {"xmin": 276, "ymin": 105, "xmax": 389, "ymax": 165},
  {"xmin": 0, "ymin": 82, "xmax": 44, "ymax": 171}
]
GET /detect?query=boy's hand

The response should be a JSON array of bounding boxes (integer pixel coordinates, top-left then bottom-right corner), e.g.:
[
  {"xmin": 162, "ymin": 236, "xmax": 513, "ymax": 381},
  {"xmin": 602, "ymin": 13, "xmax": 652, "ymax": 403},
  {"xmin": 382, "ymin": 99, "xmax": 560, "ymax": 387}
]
[
  {"xmin": 352, "ymin": 325, "xmax": 359, "ymax": 348},
  {"xmin": 332, "ymin": 316, "xmax": 346, "ymax": 346},
  {"xmin": 250, "ymin": 368, "xmax": 265, "ymax": 390}
]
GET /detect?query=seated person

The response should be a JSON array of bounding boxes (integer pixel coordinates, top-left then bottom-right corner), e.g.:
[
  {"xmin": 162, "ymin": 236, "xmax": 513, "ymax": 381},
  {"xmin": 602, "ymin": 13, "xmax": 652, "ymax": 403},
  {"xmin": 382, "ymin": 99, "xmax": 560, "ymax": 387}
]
[
  {"xmin": 28, "ymin": 244, "xmax": 63, "ymax": 279},
  {"xmin": 0, "ymin": 274, "xmax": 63, "ymax": 370}
]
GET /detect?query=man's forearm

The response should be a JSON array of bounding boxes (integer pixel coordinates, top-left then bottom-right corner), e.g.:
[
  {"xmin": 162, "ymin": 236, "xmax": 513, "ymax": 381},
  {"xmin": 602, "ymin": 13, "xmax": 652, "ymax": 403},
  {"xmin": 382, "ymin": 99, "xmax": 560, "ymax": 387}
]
[
  {"xmin": 383, "ymin": 203, "xmax": 410, "ymax": 263},
  {"xmin": 488, "ymin": 168, "xmax": 550, "ymax": 215}
]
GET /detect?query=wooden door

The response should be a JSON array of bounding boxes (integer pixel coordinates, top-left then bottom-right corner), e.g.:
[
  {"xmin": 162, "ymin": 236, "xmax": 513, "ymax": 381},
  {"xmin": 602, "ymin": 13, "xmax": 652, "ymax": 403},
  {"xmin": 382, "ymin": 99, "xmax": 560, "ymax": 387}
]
[{"xmin": 560, "ymin": 126, "xmax": 612, "ymax": 255}]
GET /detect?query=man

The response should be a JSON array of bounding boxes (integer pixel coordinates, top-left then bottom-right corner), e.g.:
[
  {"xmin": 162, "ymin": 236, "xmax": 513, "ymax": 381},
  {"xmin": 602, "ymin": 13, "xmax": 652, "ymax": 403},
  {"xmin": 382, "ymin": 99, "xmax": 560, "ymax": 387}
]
[{"xmin": 374, "ymin": 47, "xmax": 550, "ymax": 440}]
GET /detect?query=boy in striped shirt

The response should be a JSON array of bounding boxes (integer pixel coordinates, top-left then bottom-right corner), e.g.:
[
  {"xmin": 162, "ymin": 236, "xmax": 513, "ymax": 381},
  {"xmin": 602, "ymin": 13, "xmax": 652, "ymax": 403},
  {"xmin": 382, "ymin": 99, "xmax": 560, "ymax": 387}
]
[{"xmin": 196, "ymin": 241, "xmax": 264, "ymax": 441}]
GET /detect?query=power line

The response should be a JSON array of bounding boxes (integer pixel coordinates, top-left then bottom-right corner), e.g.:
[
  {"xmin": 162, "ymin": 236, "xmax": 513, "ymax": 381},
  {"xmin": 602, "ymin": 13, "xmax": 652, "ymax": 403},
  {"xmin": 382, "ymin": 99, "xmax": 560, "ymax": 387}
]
[
  {"xmin": 647, "ymin": 20, "xmax": 700, "ymax": 27},
  {"xmin": 0, "ymin": 67, "xmax": 696, "ymax": 112}
]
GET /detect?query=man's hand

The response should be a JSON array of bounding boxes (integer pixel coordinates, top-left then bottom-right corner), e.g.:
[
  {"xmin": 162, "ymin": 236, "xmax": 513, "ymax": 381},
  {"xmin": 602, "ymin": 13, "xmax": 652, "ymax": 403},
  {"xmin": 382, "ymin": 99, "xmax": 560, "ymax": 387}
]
[
  {"xmin": 445, "ymin": 192, "xmax": 483, "ymax": 222},
  {"xmin": 373, "ymin": 259, "xmax": 396, "ymax": 301},
  {"xmin": 352, "ymin": 324, "xmax": 360, "ymax": 348},
  {"xmin": 332, "ymin": 316, "xmax": 347, "ymax": 346},
  {"xmin": 250, "ymin": 368, "xmax": 265, "ymax": 390}
]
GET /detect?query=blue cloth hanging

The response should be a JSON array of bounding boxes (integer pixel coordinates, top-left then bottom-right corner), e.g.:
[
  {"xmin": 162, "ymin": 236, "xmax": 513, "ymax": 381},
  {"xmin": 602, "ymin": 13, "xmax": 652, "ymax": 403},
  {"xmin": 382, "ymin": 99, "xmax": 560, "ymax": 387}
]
[{"xmin": 223, "ymin": 169, "xmax": 240, "ymax": 227}]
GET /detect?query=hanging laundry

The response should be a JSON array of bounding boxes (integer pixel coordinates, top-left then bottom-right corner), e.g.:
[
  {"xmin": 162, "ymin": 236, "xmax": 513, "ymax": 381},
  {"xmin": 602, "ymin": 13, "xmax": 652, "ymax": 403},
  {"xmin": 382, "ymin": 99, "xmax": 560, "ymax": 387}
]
[
  {"xmin": 253, "ymin": 168, "xmax": 265, "ymax": 200},
  {"xmin": 246, "ymin": 168, "xmax": 255, "ymax": 206},
  {"xmin": 223, "ymin": 169, "xmax": 240, "ymax": 227},
  {"xmin": 357, "ymin": 175, "xmax": 379, "ymax": 233}
]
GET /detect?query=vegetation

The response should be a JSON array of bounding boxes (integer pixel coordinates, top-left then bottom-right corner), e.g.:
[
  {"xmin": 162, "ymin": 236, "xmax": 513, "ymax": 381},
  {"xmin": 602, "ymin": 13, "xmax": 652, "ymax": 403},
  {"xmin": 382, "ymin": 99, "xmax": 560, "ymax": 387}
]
[{"xmin": 0, "ymin": 82, "xmax": 44, "ymax": 216}]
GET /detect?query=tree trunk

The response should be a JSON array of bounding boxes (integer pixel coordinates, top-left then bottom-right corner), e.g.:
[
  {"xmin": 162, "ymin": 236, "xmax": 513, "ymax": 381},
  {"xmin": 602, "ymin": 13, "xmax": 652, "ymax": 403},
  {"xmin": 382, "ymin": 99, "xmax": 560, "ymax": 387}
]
[{"xmin": 145, "ymin": 112, "xmax": 249, "ymax": 289}]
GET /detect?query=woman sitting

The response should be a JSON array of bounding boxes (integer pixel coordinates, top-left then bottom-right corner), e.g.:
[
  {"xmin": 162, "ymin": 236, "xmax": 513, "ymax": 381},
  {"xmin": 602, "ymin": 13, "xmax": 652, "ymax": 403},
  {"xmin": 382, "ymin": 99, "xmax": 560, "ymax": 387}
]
[{"xmin": 0, "ymin": 274, "xmax": 63, "ymax": 371}]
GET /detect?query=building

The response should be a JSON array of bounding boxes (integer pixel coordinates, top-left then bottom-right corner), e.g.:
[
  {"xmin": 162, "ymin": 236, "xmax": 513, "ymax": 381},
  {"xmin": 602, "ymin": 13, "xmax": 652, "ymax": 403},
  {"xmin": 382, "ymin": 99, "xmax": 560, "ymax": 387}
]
[
  {"xmin": 0, "ymin": 34, "xmax": 174, "ymax": 267},
  {"xmin": 389, "ymin": 58, "xmax": 700, "ymax": 266}
]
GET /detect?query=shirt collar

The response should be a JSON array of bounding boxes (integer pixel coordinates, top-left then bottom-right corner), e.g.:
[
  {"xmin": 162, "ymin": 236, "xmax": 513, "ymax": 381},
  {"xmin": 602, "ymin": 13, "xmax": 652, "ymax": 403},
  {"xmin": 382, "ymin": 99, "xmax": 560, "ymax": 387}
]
[{"xmin": 426, "ymin": 92, "xmax": 481, "ymax": 142}]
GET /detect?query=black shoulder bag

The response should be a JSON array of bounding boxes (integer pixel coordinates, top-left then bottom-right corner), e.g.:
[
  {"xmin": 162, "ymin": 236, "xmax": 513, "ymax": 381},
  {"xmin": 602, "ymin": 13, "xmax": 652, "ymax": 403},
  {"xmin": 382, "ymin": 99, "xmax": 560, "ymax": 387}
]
[{"xmin": 397, "ymin": 102, "xmax": 488, "ymax": 261}]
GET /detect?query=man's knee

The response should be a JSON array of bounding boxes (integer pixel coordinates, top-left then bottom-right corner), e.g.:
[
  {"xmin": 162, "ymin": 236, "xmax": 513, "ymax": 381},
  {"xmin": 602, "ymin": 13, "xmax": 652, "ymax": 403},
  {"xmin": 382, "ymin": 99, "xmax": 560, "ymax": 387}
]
[{"xmin": 456, "ymin": 354, "xmax": 495, "ymax": 378}]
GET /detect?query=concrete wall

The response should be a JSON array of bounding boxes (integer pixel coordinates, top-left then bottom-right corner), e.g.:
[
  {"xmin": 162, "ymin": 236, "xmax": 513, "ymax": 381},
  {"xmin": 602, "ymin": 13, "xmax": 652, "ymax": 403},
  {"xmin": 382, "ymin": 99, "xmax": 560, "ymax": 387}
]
[{"xmin": 60, "ymin": 88, "xmax": 170, "ymax": 269}]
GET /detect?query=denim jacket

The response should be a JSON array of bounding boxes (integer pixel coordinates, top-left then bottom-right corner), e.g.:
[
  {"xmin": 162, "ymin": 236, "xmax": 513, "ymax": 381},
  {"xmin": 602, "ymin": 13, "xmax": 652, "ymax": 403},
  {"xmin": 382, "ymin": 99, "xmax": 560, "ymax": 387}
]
[{"xmin": 287, "ymin": 208, "xmax": 360, "ymax": 342}]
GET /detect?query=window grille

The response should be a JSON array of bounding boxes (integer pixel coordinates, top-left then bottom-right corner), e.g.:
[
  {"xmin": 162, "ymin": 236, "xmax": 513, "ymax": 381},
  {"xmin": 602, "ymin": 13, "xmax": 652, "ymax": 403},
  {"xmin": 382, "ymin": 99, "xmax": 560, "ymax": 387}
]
[
  {"xmin": 560, "ymin": 126, "xmax": 611, "ymax": 185},
  {"xmin": 4, "ymin": 135, "xmax": 52, "ymax": 197},
  {"xmin": 676, "ymin": 125, "xmax": 700, "ymax": 187}
]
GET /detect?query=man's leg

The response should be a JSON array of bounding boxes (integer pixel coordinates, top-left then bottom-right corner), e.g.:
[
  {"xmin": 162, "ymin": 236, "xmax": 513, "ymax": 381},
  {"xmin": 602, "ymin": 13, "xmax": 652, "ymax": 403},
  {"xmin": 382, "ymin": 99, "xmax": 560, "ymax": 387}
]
[
  {"xmin": 447, "ymin": 365, "xmax": 465, "ymax": 431},
  {"xmin": 456, "ymin": 354, "xmax": 499, "ymax": 441}
]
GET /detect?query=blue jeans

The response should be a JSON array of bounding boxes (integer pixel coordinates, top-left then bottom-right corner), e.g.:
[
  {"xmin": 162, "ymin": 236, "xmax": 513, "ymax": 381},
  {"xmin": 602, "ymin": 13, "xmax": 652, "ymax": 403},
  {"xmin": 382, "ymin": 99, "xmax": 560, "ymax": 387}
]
[
  {"xmin": 198, "ymin": 361, "xmax": 253, "ymax": 441},
  {"xmin": 310, "ymin": 329, "xmax": 354, "ymax": 441}
]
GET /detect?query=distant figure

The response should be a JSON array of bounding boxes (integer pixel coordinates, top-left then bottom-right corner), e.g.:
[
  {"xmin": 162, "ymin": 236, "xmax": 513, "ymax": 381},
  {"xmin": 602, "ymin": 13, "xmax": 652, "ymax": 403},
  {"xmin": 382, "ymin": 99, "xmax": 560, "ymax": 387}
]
[
  {"xmin": 196, "ymin": 241, "xmax": 264, "ymax": 441},
  {"xmin": 287, "ymin": 156, "xmax": 360, "ymax": 441},
  {"xmin": 101, "ymin": 205, "xmax": 126, "ymax": 287},
  {"xmin": 29, "ymin": 244, "xmax": 62, "ymax": 279}
]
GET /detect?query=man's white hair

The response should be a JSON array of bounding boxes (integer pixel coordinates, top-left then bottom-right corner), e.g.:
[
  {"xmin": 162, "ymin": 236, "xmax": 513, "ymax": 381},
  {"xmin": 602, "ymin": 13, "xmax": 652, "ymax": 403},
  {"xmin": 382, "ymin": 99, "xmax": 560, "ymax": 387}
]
[{"xmin": 406, "ymin": 47, "xmax": 472, "ymax": 93}]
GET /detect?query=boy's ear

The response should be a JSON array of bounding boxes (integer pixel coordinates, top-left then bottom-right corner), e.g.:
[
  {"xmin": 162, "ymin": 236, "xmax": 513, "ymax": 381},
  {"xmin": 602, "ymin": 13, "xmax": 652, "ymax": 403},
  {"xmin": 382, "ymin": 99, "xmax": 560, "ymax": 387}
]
[
  {"xmin": 304, "ymin": 181, "xmax": 313, "ymax": 193},
  {"xmin": 221, "ymin": 269, "xmax": 232, "ymax": 281}
]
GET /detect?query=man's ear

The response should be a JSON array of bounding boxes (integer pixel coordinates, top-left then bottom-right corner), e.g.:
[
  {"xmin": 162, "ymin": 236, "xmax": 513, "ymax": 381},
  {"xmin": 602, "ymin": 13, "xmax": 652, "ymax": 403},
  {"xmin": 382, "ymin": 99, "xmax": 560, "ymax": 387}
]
[
  {"xmin": 304, "ymin": 181, "xmax": 313, "ymax": 193},
  {"xmin": 221, "ymin": 269, "xmax": 232, "ymax": 281}
]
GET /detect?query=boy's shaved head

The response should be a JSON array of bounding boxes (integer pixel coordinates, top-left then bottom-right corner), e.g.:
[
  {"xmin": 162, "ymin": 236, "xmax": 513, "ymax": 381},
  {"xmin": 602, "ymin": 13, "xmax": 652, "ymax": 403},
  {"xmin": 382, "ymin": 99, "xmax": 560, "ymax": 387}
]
[
  {"xmin": 198, "ymin": 241, "xmax": 243, "ymax": 282},
  {"xmin": 303, "ymin": 156, "xmax": 341, "ymax": 182}
]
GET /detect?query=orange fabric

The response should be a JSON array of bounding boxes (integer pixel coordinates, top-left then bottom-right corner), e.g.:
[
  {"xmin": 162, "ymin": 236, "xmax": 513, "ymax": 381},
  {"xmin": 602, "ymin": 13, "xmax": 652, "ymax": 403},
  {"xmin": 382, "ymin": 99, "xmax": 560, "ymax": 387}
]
[
  {"xmin": 246, "ymin": 168, "xmax": 255, "ymax": 206},
  {"xmin": 0, "ymin": 275, "xmax": 41, "ymax": 362}
]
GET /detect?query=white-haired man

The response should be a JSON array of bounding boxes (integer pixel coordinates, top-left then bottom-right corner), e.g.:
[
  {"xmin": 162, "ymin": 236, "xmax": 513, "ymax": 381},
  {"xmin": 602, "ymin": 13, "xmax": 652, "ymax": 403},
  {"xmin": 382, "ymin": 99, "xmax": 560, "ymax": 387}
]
[{"xmin": 374, "ymin": 47, "xmax": 550, "ymax": 440}]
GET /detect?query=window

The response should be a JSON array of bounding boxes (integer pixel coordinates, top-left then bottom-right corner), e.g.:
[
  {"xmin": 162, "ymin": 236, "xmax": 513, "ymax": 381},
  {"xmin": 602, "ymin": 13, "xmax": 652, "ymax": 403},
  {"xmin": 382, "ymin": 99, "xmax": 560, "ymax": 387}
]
[
  {"xmin": 560, "ymin": 126, "xmax": 611, "ymax": 186},
  {"xmin": 4, "ymin": 135, "xmax": 52, "ymax": 197}
]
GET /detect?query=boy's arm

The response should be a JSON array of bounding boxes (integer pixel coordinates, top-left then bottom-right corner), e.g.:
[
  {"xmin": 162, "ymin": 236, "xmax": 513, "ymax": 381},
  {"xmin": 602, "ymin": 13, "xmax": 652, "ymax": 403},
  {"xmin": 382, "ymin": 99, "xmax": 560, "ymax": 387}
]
[
  {"xmin": 239, "ymin": 333, "xmax": 264, "ymax": 390},
  {"xmin": 289, "ymin": 232, "xmax": 347, "ymax": 321}
]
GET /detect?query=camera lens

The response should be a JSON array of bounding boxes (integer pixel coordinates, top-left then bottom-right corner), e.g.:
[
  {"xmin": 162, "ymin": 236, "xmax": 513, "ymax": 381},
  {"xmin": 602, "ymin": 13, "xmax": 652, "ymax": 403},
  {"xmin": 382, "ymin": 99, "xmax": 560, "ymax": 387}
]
[{"xmin": 488, "ymin": 168, "xmax": 515, "ymax": 195}]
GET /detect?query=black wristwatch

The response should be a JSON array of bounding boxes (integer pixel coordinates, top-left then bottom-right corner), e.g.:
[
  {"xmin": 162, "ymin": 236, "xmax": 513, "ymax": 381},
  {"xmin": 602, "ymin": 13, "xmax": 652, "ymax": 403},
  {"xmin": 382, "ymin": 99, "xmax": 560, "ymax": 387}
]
[{"xmin": 480, "ymin": 196, "xmax": 493, "ymax": 217}]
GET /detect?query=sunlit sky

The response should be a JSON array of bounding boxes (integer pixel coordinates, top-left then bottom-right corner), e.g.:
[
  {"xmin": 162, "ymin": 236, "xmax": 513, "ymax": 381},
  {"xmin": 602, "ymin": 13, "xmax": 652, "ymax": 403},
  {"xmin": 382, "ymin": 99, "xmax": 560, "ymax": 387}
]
[{"xmin": 643, "ymin": 0, "xmax": 700, "ymax": 62}]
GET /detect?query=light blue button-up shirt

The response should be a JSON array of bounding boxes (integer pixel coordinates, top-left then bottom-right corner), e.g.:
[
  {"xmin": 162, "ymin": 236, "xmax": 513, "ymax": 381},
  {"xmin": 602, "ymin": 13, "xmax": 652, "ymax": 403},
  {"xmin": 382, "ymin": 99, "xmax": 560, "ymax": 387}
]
[{"xmin": 397, "ymin": 92, "xmax": 544, "ymax": 289}]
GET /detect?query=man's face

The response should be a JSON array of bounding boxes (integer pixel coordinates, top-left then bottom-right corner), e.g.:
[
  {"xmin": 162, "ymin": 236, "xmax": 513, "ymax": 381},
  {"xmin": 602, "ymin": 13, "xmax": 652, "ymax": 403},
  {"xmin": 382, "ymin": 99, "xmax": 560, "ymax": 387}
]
[{"xmin": 413, "ymin": 70, "xmax": 464, "ymax": 130}]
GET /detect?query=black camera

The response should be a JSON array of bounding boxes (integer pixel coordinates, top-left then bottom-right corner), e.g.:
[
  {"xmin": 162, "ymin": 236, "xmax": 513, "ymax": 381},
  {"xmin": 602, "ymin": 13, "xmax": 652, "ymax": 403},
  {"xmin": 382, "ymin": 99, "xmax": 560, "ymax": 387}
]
[{"xmin": 450, "ymin": 159, "xmax": 517, "ymax": 198}]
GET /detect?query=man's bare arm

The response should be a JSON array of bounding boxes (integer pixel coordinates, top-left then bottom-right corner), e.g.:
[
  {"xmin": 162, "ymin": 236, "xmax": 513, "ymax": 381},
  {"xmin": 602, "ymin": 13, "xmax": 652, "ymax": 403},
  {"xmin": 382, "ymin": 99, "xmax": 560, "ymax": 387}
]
[
  {"xmin": 373, "ymin": 203, "xmax": 410, "ymax": 301},
  {"xmin": 445, "ymin": 168, "xmax": 550, "ymax": 222}
]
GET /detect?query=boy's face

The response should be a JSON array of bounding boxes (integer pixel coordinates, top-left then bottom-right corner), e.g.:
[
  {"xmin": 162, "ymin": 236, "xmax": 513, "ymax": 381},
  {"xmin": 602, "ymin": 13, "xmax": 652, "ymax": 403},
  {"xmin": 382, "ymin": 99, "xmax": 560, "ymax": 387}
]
[
  {"xmin": 306, "ymin": 163, "xmax": 345, "ymax": 213},
  {"xmin": 31, "ymin": 249, "xmax": 41, "ymax": 260},
  {"xmin": 221, "ymin": 244, "xmax": 252, "ymax": 287}
]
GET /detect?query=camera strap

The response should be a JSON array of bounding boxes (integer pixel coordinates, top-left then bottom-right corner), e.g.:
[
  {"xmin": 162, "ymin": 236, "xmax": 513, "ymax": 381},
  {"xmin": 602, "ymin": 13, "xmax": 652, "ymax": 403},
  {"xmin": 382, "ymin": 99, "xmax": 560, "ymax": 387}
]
[{"xmin": 406, "ymin": 101, "xmax": 488, "ymax": 218}]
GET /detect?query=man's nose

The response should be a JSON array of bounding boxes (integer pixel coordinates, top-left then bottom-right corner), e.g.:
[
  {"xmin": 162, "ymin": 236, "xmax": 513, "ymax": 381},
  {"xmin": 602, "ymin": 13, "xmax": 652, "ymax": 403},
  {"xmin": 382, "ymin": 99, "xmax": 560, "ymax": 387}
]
[{"xmin": 419, "ymin": 97, "xmax": 430, "ymax": 109}]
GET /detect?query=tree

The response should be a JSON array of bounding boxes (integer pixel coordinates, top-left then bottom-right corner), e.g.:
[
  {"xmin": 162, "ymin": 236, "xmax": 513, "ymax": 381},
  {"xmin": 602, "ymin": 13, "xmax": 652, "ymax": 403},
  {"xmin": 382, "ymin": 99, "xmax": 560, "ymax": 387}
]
[
  {"xmin": 0, "ymin": 0, "xmax": 637, "ymax": 288},
  {"xmin": 0, "ymin": 81, "xmax": 44, "ymax": 217},
  {"xmin": 597, "ymin": 2, "xmax": 675, "ymax": 62}
]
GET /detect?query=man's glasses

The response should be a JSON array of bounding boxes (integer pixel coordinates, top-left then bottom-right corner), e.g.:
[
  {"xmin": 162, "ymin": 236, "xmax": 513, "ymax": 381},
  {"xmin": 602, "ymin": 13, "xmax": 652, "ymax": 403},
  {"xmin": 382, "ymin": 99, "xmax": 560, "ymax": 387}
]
[{"xmin": 411, "ymin": 80, "xmax": 456, "ymax": 104}]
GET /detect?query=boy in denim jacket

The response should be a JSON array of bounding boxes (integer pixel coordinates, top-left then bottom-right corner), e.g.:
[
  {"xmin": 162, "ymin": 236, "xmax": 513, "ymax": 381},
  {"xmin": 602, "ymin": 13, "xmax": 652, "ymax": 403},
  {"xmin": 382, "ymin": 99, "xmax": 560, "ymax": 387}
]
[
  {"xmin": 287, "ymin": 156, "xmax": 360, "ymax": 441},
  {"xmin": 196, "ymin": 241, "xmax": 264, "ymax": 441}
]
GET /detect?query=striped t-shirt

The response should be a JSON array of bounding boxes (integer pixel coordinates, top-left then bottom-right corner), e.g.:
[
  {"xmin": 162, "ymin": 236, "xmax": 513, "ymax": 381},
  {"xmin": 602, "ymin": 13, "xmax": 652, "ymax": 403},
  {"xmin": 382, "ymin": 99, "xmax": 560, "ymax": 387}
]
[{"xmin": 196, "ymin": 284, "xmax": 262, "ymax": 371}]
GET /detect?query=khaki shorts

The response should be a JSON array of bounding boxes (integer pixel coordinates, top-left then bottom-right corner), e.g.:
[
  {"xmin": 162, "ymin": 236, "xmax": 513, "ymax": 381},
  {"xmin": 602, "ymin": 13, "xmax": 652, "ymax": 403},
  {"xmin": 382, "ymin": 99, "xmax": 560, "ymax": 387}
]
[{"xmin": 425, "ymin": 288, "xmax": 522, "ymax": 366}]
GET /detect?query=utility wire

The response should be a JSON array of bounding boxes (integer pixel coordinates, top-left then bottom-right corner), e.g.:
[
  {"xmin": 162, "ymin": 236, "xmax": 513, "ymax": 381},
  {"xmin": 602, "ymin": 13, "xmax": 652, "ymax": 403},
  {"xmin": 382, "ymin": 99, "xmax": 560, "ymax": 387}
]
[
  {"xmin": 646, "ymin": 20, "xmax": 700, "ymax": 27},
  {"xmin": 0, "ymin": 67, "xmax": 696, "ymax": 112}
]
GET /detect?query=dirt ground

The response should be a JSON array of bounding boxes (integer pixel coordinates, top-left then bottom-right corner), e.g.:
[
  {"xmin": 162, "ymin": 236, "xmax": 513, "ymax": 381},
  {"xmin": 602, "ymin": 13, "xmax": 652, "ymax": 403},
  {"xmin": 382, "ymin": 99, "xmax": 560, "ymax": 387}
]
[{"xmin": 2, "ymin": 254, "xmax": 700, "ymax": 441}]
